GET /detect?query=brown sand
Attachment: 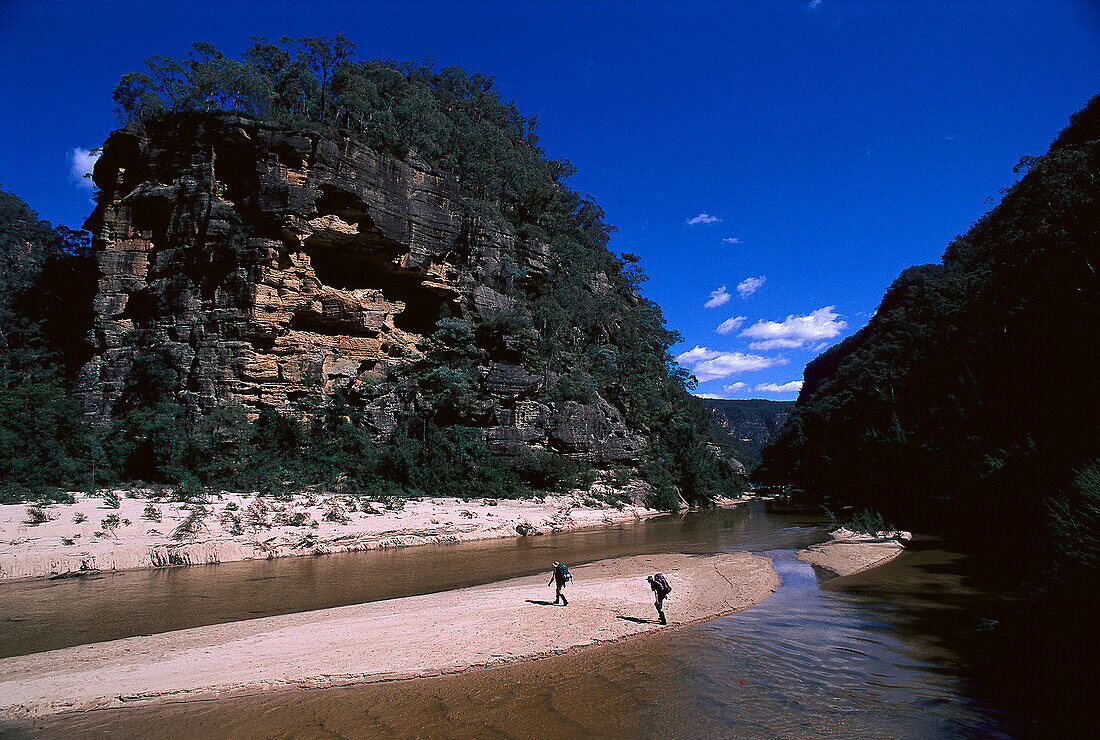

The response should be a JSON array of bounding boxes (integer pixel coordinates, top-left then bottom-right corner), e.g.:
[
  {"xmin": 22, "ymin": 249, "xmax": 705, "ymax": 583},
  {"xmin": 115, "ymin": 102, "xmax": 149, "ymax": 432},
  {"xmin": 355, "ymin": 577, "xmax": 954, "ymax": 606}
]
[
  {"xmin": 797, "ymin": 527, "xmax": 912, "ymax": 577},
  {"xmin": 0, "ymin": 551, "xmax": 777, "ymax": 720}
]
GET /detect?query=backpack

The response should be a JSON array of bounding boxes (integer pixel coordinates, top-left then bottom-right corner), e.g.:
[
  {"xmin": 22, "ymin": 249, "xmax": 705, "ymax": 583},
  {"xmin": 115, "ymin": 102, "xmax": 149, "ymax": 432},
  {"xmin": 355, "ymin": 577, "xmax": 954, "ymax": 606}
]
[
  {"xmin": 654, "ymin": 573, "xmax": 671, "ymax": 595},
  {"xmin": 556, "ymin": 563, "xmax": 571, "ymax": 581}
]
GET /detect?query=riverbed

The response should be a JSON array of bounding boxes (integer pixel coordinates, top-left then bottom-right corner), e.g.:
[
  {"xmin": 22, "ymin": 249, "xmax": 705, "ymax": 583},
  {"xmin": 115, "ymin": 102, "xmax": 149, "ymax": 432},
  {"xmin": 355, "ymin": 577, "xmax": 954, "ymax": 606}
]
[{"xmin": 2, "ymin": 498, "xmax": 1032, "ymax": 737}]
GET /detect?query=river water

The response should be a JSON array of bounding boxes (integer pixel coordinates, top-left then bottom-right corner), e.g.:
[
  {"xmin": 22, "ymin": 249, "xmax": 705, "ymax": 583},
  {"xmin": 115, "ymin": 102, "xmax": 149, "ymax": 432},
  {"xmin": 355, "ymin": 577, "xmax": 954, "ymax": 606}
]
[{"xmin": 5, "ymin": 499, "xmax": 1032, "ymax": 738}]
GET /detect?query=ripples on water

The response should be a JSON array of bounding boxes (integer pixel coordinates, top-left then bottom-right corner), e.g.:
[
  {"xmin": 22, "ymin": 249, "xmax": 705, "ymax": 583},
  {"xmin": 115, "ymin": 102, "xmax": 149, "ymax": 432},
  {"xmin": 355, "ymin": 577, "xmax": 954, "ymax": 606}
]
[
  {"xmin": 12, "ymin": 501, "xmax": 1027, "ymax": 738},
  {"xmin": 676, "ymin": 553, "xmax": 1014, "ymax": 738}
]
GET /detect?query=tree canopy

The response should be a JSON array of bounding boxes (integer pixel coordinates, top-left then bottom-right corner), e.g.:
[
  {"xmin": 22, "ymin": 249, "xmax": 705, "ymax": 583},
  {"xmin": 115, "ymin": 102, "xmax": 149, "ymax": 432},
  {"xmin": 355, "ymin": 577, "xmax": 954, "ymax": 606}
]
[{"xmin": 113, "ymin": 37, "xmax": 569, "ymax": 228}]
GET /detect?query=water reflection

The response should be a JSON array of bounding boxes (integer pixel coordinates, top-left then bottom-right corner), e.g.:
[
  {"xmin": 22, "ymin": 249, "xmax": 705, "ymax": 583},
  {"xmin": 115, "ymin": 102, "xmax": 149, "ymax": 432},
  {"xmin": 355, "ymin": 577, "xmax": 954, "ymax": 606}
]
[
  {"xmin": 0, "ymin": 503, "xmax": 822, "ymax": 658},
  {"xmin": 8, "ymin": 500, "xmax": 1028, "ymax": 737}
]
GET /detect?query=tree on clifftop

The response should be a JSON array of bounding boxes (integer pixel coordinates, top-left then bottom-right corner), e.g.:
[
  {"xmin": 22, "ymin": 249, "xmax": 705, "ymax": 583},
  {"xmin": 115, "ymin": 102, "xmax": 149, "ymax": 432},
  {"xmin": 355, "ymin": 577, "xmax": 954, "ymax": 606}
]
[{"xmin": 71, "ymin": 37, "xmax": 743, "ymax": 508}]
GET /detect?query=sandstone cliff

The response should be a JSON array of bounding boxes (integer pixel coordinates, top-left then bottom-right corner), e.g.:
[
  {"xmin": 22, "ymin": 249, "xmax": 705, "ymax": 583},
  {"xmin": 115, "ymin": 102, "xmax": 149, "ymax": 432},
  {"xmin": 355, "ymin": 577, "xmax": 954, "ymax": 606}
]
[{"xmin": 78, "ymin": 114, "xmax": 643, "ymax": 461}]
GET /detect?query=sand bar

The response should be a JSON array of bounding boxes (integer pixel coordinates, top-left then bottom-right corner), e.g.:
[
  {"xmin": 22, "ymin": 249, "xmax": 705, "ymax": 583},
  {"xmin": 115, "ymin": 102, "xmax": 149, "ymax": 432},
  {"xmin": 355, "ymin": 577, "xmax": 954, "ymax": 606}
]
[
  {"xmin": 797, "ymin": 527, "xmax": 912, "ymax": 577},
  {"xmin": 0, "ymin": 551, "xmax": 777, "ymax": 720},
  {"xmin": 0, "ymin": 489, "xmax": 664, "ymax": 582}
]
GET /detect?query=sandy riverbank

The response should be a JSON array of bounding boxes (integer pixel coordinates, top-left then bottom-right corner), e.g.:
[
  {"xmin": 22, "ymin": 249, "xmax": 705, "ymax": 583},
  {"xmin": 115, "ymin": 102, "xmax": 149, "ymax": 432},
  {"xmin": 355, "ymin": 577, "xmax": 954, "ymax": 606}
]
[
  {"xmin": 797, "ymin": 527, "xmax": 912, "ymax": 577},
  {"xmin": 0, "ymin": 487, "xmax": 668, "ymax": 582},
  {"xmin": 0, "ymin": 551, "xmax": 778, "ymax": 720}
]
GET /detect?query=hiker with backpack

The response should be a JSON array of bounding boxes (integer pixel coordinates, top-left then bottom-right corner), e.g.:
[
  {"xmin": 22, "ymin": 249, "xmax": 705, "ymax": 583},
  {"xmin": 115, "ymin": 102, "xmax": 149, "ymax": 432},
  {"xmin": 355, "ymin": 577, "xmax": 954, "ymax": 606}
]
[
  {"xmin": 647, "ymin": 573, "xmax": 672, "ymax": 624},
  {"xmin": 549, "ymin": 561, "xmax": 572, "ymax": 605}
]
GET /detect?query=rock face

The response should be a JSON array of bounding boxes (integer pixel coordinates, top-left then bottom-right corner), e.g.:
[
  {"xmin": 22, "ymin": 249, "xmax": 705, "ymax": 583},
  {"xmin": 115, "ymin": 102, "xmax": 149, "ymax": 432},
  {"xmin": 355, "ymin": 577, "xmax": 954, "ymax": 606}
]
[
  {"xmin": 704, "ymin": 400, "xmax": 792, "ymax": 447},
  {"xmin": 77, "ymin": 113, "xmax": 643, "ymax": 462},
  {"xmin": 701, "ymin": 399, "xmax": 793, "ymax": 471}
]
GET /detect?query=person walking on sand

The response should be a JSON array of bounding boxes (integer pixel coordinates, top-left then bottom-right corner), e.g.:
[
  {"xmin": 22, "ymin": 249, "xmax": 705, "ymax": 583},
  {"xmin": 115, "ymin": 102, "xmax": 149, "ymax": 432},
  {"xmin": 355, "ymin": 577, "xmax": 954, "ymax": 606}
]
[
  {"xmin": 549, "ymin": 561, "xmax": 571, "ymax": 605},
  {"xmin": 647, "ymin": 573, "xmax": 672, "ymax": 624}
]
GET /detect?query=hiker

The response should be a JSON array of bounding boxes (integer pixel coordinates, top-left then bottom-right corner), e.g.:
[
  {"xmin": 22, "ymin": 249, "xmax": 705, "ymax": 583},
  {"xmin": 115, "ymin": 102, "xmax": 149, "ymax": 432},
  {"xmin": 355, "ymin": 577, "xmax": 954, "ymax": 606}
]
[
  {"xmin": 647, "ymin": 573, "xmax": 672, "ymax": 624},
  {"xmin": 549, "ymin": 561, "xmax": 571, "ymax": 605}
]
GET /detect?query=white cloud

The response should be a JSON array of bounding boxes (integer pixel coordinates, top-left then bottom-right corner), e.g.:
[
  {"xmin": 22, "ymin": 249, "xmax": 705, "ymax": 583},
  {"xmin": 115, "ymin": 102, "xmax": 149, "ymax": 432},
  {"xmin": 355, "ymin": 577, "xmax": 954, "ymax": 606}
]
[
  {"xmin": 69, "ymin": 147, "xmax": 100, "ymax": 189},
  {"xmin": 693, "ymin": 393, "xmax": 726, "ymax": 400},
  {"xmin": 722, "ymin": 237, "xmax": 741, "ymax": 244},
  {"xmin": 808, "ymin": 0, "xmax": 823, "ymax": 9},
  {"xmin": 736, "ymin": 276, "xmax": 766, "ymax": 299},
  {"xmin": 675, "ymin": 345, "xmax": 721, "ymax": 365},
  {"xmin": 716, "ymin": 315, "xmax": 747, "ymax": 335},
  {"xmin": 704, "ymin": 285, "xmax": 731, "ymax": 309},
  {"xmin": 687, "ymin": 212, "xmax": 721, "ymax": 226},
  {"xmin": 740, "ymin": 306, "xmax": 847, "ymax": 350},
  {"xmin": 677, "ymin": 347, "xmax": 788, "ymax": 383},
  {"xmin": 723, "ymin": 382, "xmax": 750, "ymax": 393},
  {"xmin": 747, "ymin": 338, "xmax": 803, "ymax": 350},
  {"xmin": 755, "ymin": 381, "xmax": 804, "ymax": 394},
  {"xmin": 693, "ymin": 353, "xmax": 787, "ymax": 383}
]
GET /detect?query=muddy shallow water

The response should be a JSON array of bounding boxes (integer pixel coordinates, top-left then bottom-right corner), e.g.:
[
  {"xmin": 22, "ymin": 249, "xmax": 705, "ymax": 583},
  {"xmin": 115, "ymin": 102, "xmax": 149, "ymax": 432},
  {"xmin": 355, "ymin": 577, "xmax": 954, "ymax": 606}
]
[
  {"xmin": 5, "ymin": 500, "xmax": 1031, "ymax": 737},
  {"xmin": 0, "ymin": 503, "xmax": 808, "ymax": 658}
]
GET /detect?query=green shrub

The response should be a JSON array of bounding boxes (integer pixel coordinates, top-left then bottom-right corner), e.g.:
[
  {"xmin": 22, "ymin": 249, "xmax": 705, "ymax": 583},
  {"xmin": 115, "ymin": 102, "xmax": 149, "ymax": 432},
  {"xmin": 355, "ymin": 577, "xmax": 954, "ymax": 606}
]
[
  {"xmin": 101, "ymin": 513, "xmax": 121, "ymax": 536},
  {"xmin": 245, "ymin": 499, "xmax": 269, "ymax": 529},
  {"xmin": 593, "ymin": 486, "xmax": 631, "ymax": 508},
  {"xmin": 210, "ymin": 202, "xmax": 243, "ymax": 226},
  {"xmin": 323, "ymin": 502, "xmax": 350, "ymax": 524},
  {"xmin": 0, "ymin": 382, "xmax": 103, "ymax": 502},
  {"xmin": 550, "ymin": 369, "xmax": 599, "ymax": 405},
  {"xmin": 220, "ymin": 509, "xmax": 244, "ymax": 535},
  {"xmin": 645, "ymin": 484, "xmax": 680, "ymax": 512},
  {"xmin": 24, "ymin": 505, "xmax": 51, "ymax": 525},
  {"xmin": 378, "ymin": 495, "xmax": 406, "ymax": 512},
  {"xmin": 172, "ymin": 474, "xmax": 205, "ymax": 502},
  {"xmin": 1045, "ymin": 459, "xmax": 1100, "ymax": 584},
  {"xmin": 516, "ymin": 449, "xmax": 592, "ymax": 491},
  {"xmin": 171, "ymin": 505, "xmax": 209, "ymax": 541},
  {"xmin": 272, "ymin": 509, "xmax": 311, "ymax": 527},
  {"xmin": 845, "ymin": 507, "xmax": 893, "ymax": 535}
]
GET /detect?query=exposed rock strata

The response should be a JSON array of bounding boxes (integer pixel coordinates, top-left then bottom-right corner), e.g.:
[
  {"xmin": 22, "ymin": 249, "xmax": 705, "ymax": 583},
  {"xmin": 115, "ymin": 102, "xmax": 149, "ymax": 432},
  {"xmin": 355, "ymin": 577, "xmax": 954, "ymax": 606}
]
[{"xmin": 77, "ymin": 114, "xmax": 643, "ymax": 460}]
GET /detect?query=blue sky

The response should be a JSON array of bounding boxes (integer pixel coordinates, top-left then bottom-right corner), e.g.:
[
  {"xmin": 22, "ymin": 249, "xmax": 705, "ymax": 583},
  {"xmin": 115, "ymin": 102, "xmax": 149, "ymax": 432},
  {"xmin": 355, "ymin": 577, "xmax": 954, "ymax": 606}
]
[{"xmin": 1, "ymin": 1, "xmax": 1097, "ymax": 399}]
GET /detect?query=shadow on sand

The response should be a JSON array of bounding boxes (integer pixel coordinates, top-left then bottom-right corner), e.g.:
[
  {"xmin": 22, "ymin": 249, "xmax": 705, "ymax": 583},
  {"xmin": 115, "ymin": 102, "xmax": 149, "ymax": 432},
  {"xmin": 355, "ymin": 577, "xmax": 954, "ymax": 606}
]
[
  {"xmin": 617, "ymin": 615, "xmax": 659, "ymax": 625},
  {"xmin": 525, "ymin": 599, "xmax": 559, "ymax": 606}
]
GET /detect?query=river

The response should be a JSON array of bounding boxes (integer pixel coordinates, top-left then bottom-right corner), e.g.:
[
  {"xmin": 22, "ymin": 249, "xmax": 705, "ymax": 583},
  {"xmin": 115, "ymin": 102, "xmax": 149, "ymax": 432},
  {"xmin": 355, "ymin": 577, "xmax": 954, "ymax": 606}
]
[{"xmin": 4, "ymin": 498, "xmax": 1034, "ymax": 737}]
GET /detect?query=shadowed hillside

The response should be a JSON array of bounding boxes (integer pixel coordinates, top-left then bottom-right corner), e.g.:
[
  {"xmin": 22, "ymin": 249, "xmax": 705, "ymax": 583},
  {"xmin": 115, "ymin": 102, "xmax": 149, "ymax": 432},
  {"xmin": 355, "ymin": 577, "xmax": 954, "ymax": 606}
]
[{"xmin": 760, "ymin": 94, "xmax": 1099, "ymax": 546}]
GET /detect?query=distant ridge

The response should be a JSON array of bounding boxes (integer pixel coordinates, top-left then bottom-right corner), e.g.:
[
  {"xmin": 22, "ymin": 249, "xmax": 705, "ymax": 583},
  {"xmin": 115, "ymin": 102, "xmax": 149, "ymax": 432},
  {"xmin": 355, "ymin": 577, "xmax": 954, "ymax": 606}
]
[{"xmin": 700, "ymin": 399, "xmax": 793, "ymax": 471}]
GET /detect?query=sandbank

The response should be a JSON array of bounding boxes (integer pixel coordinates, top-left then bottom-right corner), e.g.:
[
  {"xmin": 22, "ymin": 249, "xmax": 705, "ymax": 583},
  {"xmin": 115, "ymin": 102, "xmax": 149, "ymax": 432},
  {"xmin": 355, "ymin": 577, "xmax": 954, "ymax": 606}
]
[
  {"xmin": 0, "ymin": 551, "xmax": 778, "ymax": 720},
  {"xmin": 797, "ymin": 527, "xmax": 912, "ymax": 577},
  {"xmin": 0, "ymin": 487, "xmax": 662, "ymax": 582}
]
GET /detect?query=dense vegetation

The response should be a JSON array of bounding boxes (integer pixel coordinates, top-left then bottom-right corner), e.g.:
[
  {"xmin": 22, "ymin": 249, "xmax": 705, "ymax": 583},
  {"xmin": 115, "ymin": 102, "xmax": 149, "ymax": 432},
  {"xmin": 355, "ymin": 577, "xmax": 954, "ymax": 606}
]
[
  {"xmin": 114, "ymin": 36, "xmax": 571, "ymax": 227},
  {"xmin": 0, "ymin": 189, "xmax": 103, "ymax": 500},
  {"xmin": 757, "ymin": 96, "xmax": 1099, "ymax": 726},
  {"xmin": 0, "ymin": 37, "xmax": 740, "ymax": 508}
]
